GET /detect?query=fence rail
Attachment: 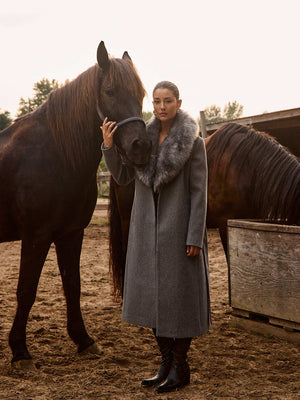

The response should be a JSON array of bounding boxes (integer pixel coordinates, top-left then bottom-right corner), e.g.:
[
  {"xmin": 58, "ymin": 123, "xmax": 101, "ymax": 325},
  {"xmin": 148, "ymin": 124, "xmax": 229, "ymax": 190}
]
[{"xmin": 98, "ymin": 171, "xmax": 111, "ymax": 197}]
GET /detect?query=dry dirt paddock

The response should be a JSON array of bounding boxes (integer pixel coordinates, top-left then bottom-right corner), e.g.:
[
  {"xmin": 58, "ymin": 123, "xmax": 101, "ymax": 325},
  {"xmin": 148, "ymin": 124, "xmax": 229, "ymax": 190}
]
[{"xmin": 0, "ymin": 206, "xmax": 299, "ymax": 400}]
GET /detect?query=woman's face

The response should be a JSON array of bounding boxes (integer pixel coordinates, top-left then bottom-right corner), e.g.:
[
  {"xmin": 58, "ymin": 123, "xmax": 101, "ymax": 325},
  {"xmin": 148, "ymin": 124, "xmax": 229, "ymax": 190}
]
[{"xmin": 152, "ymin": 88, "xmax": 182, "ymax": 122}]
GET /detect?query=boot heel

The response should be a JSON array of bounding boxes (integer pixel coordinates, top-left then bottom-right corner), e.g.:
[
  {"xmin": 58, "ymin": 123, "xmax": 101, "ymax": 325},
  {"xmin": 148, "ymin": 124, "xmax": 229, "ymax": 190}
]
[{"xmin": 156, "ymin": 361, "xmax": 190, "ymax": 393}]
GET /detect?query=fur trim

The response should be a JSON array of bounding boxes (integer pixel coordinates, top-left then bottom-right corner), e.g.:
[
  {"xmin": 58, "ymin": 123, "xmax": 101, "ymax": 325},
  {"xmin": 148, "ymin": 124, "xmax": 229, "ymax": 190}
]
[{"xmin": 136, "ymin": 110, "xmax": 198, "ymax": 192}]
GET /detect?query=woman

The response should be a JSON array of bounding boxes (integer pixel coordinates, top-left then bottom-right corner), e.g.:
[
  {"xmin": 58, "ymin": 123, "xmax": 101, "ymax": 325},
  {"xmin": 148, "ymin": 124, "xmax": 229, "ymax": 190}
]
[{"xmin": 101, "ymin": 81, "xmax": 210, "ymax": 393}]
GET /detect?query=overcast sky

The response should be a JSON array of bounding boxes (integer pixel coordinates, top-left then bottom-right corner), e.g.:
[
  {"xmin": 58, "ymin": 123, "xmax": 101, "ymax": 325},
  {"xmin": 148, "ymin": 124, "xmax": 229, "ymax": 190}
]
[{"xmin": 1, "ymin": 0, "xmax": 299, "ymax": 119}]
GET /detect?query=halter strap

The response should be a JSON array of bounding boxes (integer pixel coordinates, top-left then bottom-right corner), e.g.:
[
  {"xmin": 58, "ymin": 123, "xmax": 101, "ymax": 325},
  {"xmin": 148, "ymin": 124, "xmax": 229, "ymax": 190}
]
[
  {"xmin": 116, "ymin": 116, "xmax": 145, "ymax": 128},
  {"xmin": 96, "ymin": 102, "xmax": 145, "ymax": 128}
]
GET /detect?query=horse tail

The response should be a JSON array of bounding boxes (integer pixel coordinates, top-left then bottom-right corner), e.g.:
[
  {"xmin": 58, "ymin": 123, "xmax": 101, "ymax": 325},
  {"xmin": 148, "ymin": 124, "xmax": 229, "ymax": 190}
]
[{"xmin": 108, "ymin": 176, "xmax": 126, "ymax": 299}]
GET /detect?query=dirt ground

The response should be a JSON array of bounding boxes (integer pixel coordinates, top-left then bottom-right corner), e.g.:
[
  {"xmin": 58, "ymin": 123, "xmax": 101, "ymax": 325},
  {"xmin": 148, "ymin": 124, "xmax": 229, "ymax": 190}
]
[{"xmin": 0, "ymin": 206, "xmax": 299, "ymax": 400}]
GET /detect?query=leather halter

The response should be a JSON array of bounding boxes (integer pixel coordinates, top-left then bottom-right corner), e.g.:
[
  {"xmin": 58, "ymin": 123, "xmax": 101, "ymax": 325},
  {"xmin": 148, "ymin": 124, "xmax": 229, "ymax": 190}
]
[
  {"xmin": 97, "ymin": 101, "xmax": 146, "ymax": 166},
  {"xmin": 96, "ymin": 102, "xmax": 145, "ymax": 128}
]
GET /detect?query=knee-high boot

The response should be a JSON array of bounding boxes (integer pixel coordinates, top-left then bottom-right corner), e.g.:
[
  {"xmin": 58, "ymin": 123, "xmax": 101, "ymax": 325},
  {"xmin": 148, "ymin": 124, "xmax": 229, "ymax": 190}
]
[
  {"xmin": 156, "ymin": 337, "xmax": 192, "ymax": 393},
  {"xmin": 141, "ymin": 331, "xmax": 174, "ymax": 388}
]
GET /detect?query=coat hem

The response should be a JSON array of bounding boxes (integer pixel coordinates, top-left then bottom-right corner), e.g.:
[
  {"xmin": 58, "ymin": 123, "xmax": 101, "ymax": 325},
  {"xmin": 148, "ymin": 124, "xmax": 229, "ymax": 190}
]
[{"xmin": 122, "ymin": 313, "xmax": 210, "ymax": 338}]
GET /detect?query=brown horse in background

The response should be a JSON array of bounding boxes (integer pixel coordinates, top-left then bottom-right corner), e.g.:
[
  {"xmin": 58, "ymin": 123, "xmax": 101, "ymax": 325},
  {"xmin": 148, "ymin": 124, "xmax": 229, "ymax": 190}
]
[
  {"xmin": 108, "ymin": 122, "xmax": 300, "ymax": 297},
  {"xmin": 0, "ymin": 41, "xmax": 151, "ymax": 367}
]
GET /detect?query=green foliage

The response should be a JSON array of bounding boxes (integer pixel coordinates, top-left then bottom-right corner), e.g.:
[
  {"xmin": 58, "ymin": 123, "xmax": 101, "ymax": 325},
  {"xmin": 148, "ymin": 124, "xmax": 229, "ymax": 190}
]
[
  {"xmin": 0, "ymin": 109, "xmax": 12, "ymax": 131},
  {"xmin": 99, "ymin": 158, "xmax": 108, "ymax": 172},
  {"xmin": 17, "ymin": 78, "xmax": 61, "ymax": 117},
  {"xmin": 223, "ymin": 101, "xmax": 243, "ymax": 120},
  {"xmin": 204, "ymin": 101, "xmax": 243, "ymax": 124},
  {"xmin": 143, "ymin": 111, "xmax": 153, "ymax": 122},
  {"xmin": 203, "ymin": 105, "xmax": 223, "ymax": 124}
]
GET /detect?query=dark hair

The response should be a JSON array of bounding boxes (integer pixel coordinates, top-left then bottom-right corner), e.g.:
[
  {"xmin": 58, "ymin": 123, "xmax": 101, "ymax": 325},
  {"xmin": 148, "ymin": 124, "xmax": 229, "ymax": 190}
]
[{"xmin": 153, "ymin": 81, "xmax": 180, "ymax": 101}]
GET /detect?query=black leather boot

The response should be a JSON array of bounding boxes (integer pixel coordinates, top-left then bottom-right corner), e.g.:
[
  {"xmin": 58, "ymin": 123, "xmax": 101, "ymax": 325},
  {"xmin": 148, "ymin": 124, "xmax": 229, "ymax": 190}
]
[
  {"xmin": 156, "ymin": 337, "xmax": 192, "ymax": 393},
  {"xmin": 141, "ymin": 334, "xmax": 174, "ymax": 388}
]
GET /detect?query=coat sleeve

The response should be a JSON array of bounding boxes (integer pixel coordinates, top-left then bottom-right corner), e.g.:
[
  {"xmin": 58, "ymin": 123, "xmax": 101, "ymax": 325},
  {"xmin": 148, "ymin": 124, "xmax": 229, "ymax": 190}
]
[
  {"xmin": 101, "ymin": 143, "xmax": 135, "ymax": 185},
  {"xmin": 186, "ymin": 137, "xmax": 208, "ymax": 248}
]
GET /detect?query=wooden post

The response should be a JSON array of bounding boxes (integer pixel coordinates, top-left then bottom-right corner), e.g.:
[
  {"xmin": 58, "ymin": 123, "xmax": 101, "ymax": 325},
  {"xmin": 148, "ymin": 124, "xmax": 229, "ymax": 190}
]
[
  {"xmin": 98, "ymin": 171, "xmax": 111, "ymax": 197},
  {"xmin": 199, "ymin": 111, "xmax": 207, "ymax": 138}
]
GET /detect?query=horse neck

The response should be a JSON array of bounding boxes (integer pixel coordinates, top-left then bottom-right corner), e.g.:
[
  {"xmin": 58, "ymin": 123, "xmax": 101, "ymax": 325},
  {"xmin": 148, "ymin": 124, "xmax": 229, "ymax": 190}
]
[
  {"xmin": 239, "ymin": 137, "xmax": 300, "ymax": 223},
  {"xmin": 207, "ymin": 127, "xmax": 300, "ymax": 225},
  {"xmin": 46, "ymin": 66, "xmax": 102, "ymax": 175}
]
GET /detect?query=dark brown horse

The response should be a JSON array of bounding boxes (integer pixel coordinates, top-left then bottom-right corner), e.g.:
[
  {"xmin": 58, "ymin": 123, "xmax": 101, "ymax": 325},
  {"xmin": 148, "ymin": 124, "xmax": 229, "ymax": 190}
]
[
  {"xmin": 0, "ymin": 41, "xmax": 151, "ymax": 367},
  {"xmin": 108, "ymin": 122, "xmax": 300, "ymax": 297}
]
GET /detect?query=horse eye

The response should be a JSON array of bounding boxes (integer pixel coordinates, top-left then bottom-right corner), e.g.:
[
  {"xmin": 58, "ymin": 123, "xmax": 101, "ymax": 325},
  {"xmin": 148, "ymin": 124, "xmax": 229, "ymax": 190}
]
[{"xmin": 105, "ymin": 88, "xmax": 115, "ymax": 96}]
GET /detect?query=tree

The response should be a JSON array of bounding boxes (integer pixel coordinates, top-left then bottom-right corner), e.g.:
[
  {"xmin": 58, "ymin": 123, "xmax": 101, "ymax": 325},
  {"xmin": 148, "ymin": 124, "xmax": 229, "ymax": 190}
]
[
  {"xmin": 17, "ymin": 78, "xmax": 61, "ymax": 117},
  {"xmin": 0, "ymin": 109, "xmax": 12, "ymax": 131},
  {"xmin": 203, "ymin": 105, "xmax": 223, "ymax": 124},
  {"xmin": 223, "ymin": 101, "xmax": 243, "ymax": 120},
  {"xmin": 204, "ymin": 101, "xmax": 243, "ymax": 124},
  {"xmin": 143, "ymin": 111, "xmax": 153, "ymax": 122}
]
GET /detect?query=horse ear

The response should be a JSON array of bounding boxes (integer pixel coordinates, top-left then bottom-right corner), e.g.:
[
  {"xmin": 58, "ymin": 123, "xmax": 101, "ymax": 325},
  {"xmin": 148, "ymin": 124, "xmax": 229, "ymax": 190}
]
[
  {"xmin": 97, "ymin": 41, "xmax": 110, "ymax": 71},
  {"xmin": 122, "ymin": 51, "xmax": 132, "ymax": 62}
]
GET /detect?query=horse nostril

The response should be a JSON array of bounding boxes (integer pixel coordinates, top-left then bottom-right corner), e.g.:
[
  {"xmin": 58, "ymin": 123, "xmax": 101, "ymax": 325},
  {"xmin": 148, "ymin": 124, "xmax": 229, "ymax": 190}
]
[
  {"xmin": 132, "ymin": 139, "xmax": 147, "ymax": 154},
  {"xmin": 130, "ymin": 139, "xmax": 152, "ymax": 165}
]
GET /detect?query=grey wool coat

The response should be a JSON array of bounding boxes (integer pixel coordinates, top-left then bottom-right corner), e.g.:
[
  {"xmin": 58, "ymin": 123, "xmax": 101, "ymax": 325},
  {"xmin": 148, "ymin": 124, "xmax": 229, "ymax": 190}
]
[{"xmin": 102, "ymin": 110, "xmax": 210, "ymax": 338}]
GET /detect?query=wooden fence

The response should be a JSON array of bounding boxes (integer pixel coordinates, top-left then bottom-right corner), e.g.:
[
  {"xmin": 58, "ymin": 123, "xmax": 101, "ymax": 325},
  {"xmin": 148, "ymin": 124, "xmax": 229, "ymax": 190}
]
[{"xmin": 98, "ymin": 171, "xmax": 111, "ymax": 197}]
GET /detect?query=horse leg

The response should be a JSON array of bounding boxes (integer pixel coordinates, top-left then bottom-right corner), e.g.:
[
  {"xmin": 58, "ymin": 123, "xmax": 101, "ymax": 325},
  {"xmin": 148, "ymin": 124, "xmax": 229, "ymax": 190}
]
[
  {"xmin": 9, "ymin": 237, "xmax": 51, "ymax": 368},
  {"xmin": 110, "ymin": 179, "xmax": 134, "ymax": 297},
  {"xmin": 54, "ymin": 229, "xmax": 100, "ymax": 355}
]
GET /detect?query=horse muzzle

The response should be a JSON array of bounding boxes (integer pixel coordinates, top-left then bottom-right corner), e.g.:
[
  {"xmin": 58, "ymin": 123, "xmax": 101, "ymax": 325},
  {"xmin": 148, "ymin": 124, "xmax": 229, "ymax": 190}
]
[{"xmin": 128, "ymin": 138, "xmax": 152, "ymax": 166}]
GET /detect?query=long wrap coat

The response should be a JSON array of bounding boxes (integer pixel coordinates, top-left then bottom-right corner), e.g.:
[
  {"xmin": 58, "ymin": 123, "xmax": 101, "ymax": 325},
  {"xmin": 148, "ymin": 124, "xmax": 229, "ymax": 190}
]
[{"xmin": 102, "ymin": 110, "xmax": 210, "ymax": 338}]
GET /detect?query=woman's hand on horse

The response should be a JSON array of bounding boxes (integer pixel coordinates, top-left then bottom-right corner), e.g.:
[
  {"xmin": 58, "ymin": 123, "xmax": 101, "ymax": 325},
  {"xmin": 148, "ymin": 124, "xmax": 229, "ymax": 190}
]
[
  {"xmin": 186, "ymin": 245, "xmax": 201, "ymax": 257},
  {"xmin": 101, "ymin": 117, "xmax": 118, "ymax": 148}
]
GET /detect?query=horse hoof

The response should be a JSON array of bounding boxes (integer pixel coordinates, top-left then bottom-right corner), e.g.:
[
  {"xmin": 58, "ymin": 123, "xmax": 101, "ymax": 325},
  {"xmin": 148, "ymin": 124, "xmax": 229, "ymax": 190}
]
[
  {"xmin": 80, "ymin": 342, "xmax": 103, "ymax": 355},
  {"xmin": 11, "ymin": 359, "xmax": 36, "ymax": 370}
]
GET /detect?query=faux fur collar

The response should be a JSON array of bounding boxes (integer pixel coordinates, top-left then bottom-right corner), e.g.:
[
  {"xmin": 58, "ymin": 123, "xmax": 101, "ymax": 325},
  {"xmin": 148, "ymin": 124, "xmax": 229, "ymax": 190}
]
[{"xmin": 136, "ymin": 110, "xmax": 198, "ymax": 192}]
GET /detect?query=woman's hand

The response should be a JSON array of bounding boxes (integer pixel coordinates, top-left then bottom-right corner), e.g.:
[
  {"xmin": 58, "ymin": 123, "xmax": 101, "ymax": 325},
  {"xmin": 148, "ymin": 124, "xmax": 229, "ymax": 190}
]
[
  {"xmin": 186, "ymin": 245, "xmax": 201, "ymax": 257},
  {"xmin": 100, "ymin": 117, "xmax": 118, "ymax": 148}
]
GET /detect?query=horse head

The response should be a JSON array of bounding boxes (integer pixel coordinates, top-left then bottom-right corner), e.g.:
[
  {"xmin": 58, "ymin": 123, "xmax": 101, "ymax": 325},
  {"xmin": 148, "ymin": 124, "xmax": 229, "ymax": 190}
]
[{"xmin": 97, "ymin": 41, "xmax": 151, "ymax": 166}]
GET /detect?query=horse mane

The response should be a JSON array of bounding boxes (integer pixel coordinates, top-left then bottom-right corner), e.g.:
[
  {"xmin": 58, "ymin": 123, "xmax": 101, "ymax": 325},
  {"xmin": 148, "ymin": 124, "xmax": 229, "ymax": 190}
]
[
  {"xmin": 206, "ymin": 122, "xmax": 300, "ymax": 224},
  {"xmin": 46, "ymin": 65, "xmax": 101, "ymax": 171},
  {"xmin": 46, "ymin": 58, "xmax": 145, "ymax": 170}
]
